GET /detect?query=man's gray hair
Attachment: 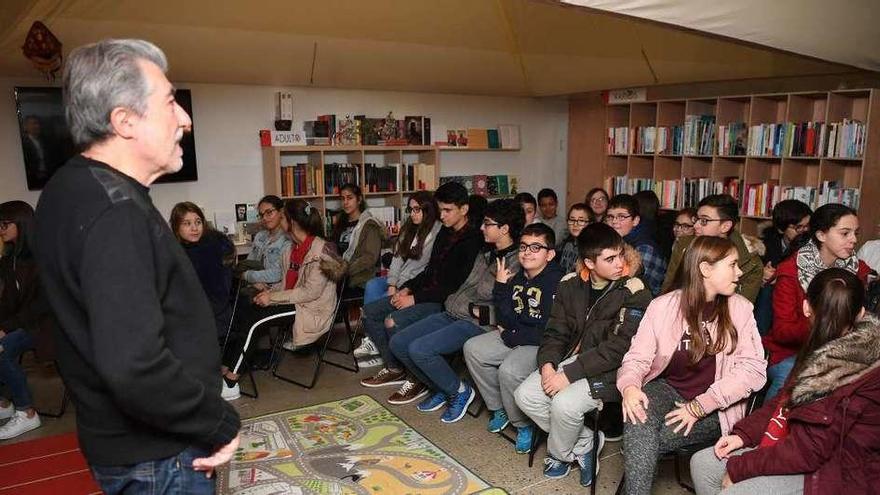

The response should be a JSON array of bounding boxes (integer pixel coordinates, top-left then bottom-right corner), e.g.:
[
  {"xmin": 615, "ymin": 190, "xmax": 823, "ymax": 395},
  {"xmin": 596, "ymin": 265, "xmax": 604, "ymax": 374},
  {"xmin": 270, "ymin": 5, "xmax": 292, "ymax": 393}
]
[{"xmin": 63, "ymin": 39, "xmax": 168, "ymax": 148}]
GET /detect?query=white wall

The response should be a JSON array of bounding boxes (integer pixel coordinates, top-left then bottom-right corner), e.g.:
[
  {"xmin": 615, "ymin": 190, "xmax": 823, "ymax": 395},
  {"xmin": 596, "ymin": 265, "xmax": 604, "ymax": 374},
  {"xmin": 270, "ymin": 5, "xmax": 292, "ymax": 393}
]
[{"xmin": 0, "ymin": 77, "xmax": 569, "ymax": 220}]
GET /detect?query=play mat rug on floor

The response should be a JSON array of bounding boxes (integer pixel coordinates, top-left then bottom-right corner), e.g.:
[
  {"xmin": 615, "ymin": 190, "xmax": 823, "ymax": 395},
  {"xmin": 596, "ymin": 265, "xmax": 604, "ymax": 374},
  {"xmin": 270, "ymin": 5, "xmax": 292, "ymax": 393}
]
[{"xmin": 217, "ymin": 394, "xmax": 508, "ymax": 495}]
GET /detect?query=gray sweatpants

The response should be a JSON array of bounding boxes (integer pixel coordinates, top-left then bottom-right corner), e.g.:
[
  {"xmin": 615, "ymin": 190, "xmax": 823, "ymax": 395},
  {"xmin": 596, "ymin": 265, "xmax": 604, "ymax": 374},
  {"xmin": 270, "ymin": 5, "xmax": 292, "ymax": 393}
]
[
  {"xmin": 463, "ymin": 331, "xmax": 538, "ymax": 428},
  {"xmin": 514, "ymin": 354, "xmax": 602, "ymax": 462},
  {"xmin": 622, "ymin": 380, "xmax": 722, "ymax": 495},
  {"xmin": 690, "ymin": 446, "xmax": 804, "ymax": 495}
]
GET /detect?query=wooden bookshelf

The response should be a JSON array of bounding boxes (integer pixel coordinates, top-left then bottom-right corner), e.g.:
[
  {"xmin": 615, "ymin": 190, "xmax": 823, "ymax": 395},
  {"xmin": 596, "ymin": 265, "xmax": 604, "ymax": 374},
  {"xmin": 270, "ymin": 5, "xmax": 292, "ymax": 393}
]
[
  {"xmin": 262, "ymin": 145, "xmax": 440, "ymax": 220},
  {"xmin": 576, "ymin": 89, "xmax": 879, "ymax": 236},
  {"xmin": 436, "ymin": 146, "xmax": 521, "ymax": 151}
]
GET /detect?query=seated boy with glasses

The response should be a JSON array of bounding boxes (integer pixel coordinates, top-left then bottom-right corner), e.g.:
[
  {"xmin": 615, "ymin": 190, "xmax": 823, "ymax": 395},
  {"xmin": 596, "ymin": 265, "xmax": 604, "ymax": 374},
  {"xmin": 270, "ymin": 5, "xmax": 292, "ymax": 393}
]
[
  {"xmin": 386, "ymin": 199, "xmax": 524, "ymax": 423},
  {"xmin": 604, "ymin": 194, "xmax": 666, "ymax": 295},
  {"xmin": 661, "ymin": 194, "xmax": 765, "ymax": 302},
  {"xmin": 463, "ymin": 223, "xmax": 564, "ymax": 454},
  {"xmin": 514, "ymin": 223, "xmax": 652, "ymax": 487}
]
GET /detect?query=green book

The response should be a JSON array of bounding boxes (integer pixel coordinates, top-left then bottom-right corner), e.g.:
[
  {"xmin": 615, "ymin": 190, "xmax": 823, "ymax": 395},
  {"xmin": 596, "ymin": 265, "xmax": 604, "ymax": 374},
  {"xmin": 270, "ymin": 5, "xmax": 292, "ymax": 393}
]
[{"xmin": 487, "ymin": 129, "xmax": 500, "ymax": 149}]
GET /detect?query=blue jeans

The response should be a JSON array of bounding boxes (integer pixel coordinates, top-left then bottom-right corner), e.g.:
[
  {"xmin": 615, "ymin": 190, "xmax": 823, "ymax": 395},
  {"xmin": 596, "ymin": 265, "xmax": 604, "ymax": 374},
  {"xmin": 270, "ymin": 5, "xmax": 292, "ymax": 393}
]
[
  {"xmin": 362, "ymin": 297, "xmax": 442, "ymax": 369},
  {"xmin": 0, "ymin": 329, "xmax": 35, "ymax": 410},
  {"xmin": 91, "ymin": 445, "xmax": 215, "ymax": 495},
  {"xmin": 363, "ymin": 276, "xmax": 388, "ymax": 305},
  {"xmin": 765, "ymin": 355, "xmax": 796, "ymax": 400},
  {"xmin": 389, "ymin": 312, "xmax": 485, "ymax": 396}
]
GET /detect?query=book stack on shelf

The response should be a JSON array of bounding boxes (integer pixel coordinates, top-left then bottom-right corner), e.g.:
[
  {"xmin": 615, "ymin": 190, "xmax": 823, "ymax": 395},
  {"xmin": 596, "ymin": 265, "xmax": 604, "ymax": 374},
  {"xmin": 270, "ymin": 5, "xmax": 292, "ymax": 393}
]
[
  {"xmin": 778, "ymin": 186, "xmax": 818, "ymax": 209},
  {"xmin": 607, "ymin": 176, "xmax": 655, "ymax": 196},
  {"xmin": 747, "ymin": 123, "xmax": 788, "ymax": 157},
  {"xmin": 743, "ymin": 182, "xmax": 779, "ymax": 217},
  {"xmin": 280, "ymin": 163, "xmax": 322, "ymax": 197},
  {"xmin": 657, "ymin": 126, "xmax": 684, "ymax": 155},
  {"xmin": 684, "ymin": 114, "xmax": 716, "ymax": 155},
  {"xmin": 364, "ymin": 163, "xmax": 399, "ymax": 193},
  {"xmin": 606, "ymin": 127, "xmax": 630, "ymax": 154},
  {"xmin": 440, "ymin": 125, "xmax": 520, "ymax": 150},
  {"xmin": 655, "ymin": 179, "xmax": 680, "ymax": 209},
  {"xmin": 682, "ymin": 177, "xmax": 741, "ymax": 208},
  {"xmin": 440, "ymin": 174, "xmax": 517, "ymax": 197},
  {"xmin": 825, "ymin": 119, "xmax": 866, "ymax": 158},
  {"xmin": 819, "ymin": 181, "xmax": 861, "ymax": 209},
  {"xmin": 324, "ymin": 163, "xmax": 361, "ymax": 195},
  {"xmin": 370, "ymin": 205, "xmax": 404, "ymax": 236},
  {"xmin": 786, "ymin": 121, "xmax": 825, "ymax": 157},
  {"xmin": 718, "ymin": 123, "xmax": 747, "ymax": 156},
  {"xmin": 632, "ymin": 126, "xmax": 657, "ymax": 154},
  {"xmin": 401, "ymin": 163, "xmax": 436, "ymax": 191}
]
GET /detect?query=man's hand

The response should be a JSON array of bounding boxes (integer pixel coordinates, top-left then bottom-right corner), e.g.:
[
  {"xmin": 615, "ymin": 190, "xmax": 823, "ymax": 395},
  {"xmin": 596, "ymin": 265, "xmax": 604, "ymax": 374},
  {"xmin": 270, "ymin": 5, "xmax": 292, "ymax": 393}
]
[
  {"xmin": 762, "ymin": 262, "xmax": 776, "ymax": 285},
  {"xmin": 391, "ymin": 294, "xmax": 415, "ymax": 309},
  {"xmin": 542, "ymin": 370, "xmax": 570, "ymax": 396},
  {"xmin": 714, "ymin": 435, "xmax": 744, "ymax": 459},
  {"xmin": 192, "ymin": 433, "xmax": 240, "ymax": 479},
  {"xmin": 251, "ymin": 283, "xmax": 269, "ymax": 292},
  {"xmin": 386, "ymin": 286, "xmax": 398, "ymax": 297},
  {"xmin": 540, "ymin": 363, "xmax": 556, "ymax": 389},
  {"xmin": 622, "ymin": 385, "xmax": 649, "ymax": 424},
  {"xmin": 253, "ymin": 291, "xmax": 271, "ymax": 307},
  {"xmin": 495, "ymin": 257, "xmax": 513, "ymax": 283}
]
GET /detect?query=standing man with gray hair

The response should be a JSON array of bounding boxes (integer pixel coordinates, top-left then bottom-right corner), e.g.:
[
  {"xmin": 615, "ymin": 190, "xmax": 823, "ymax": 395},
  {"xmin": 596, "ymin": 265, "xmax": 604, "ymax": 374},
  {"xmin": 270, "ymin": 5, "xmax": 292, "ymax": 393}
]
[{"xmin": 34, "ymin": 39, "xmax": 240, "ymax": 494}]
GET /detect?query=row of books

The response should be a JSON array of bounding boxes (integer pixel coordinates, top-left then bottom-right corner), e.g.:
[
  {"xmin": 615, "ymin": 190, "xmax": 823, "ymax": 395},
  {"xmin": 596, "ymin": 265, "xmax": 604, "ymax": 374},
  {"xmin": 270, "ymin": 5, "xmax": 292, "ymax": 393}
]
[
  {"xmin": 741, "ymin": 182, "xmax": 861, "ymax": 217},
  {"xmin": 631, "ymin": 126, "xmax": 658, "ymax": 154},
  {"xmin": 826, "ymin": 119, "xmax": 866, "ymax": 159},
  {"xmin": 684, "ymin": 114, "xmax": 716, "ymax": 156},
  {"xmin": 324, "ymin": 163, "xmax": 361, "ymax": 195},
  {"xmin": 364, "ymin": 163, "xmax": 399, "ymax": 193},
  {"xmin": 606, "ymin": 127, "xmax": 630, "ymax": 155},
  {"xmin": 401, "ymin": 163, "xmax": 437, "ymax": 191},
  {"xmin": 439, "ymin": 174, "xmax": 518, "ymax": 197},
  {"xmin": 280, "ymin": 163, "xmax": 321, "ymax": 197},
  {"xmin": 818, "ymin": 181, "xmax": 861, "ymax": 209},
  {"xmin": 682, "ymin": 177, "xmax": 741, "ymax": 208},
  {"xmin": 607, "ymin": 175, "xmax": 742, "ymax": 210},
  {"xmin": 303, "ymin": 114, "xmax": 433, "ymax": 146},
  {"xmin": 606, "ymin": 176, "xmax": 656, "ymax": 196},
  {"xmin": 657, "ymin": 126, "xmax": 684, "ymax": 155},
  {"xmin": 442, "ymin": 125, "xmax": 520, "ymax": 149},
  {"xmin": 717, "ymin": 123, "xmax": 747, "ymax": 156}
]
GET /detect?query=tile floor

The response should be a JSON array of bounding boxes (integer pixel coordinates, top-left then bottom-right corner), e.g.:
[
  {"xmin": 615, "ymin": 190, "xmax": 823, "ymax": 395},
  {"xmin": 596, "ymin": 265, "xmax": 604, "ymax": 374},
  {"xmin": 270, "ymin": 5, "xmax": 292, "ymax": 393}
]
[{"xmin": 9, "ymin": 334, "xmax": 693, "ymax": 495}]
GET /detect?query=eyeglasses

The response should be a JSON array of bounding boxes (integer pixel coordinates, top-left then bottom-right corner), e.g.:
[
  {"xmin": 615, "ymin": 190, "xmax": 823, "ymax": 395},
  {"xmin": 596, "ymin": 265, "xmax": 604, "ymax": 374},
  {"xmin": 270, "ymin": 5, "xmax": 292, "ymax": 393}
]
[
  {"xmin": 257, "ymin": 208, "xmax": 277, "ymax": 219},
  {"xmin": 605, "ymin": 214, "xmax": 632, "ymax": 223},
  {"xmin": 567, "ymin": 218, "xmax": 589, "ymax": 226},
  {"xmin": 787, "ymin": 223, "xmax": 810, "ymax": 233},
  {"xmin": 405, "ymin": 206, "xmax": 423, "ymax": 215},
  {"xmin": 590, "ymin": 196, "xmax": 608, "ymax": 204},
  {"xmin": 673, "ymin": 222, "xmax": 695, "ymax": 230},
  {"xmin": 696, "ymin": 217, "xmax": 724, "ymax": 226},
  {"xmin": 519, "ymin": 243, "xmax": 550, "ymax": 254},
  {"xmin": 482, "ymin": 220, "xmax": 500, "ymax": 228},
  {"xmin": 0, "ymin": 221, "xmax": 11, "ymax": 231}
]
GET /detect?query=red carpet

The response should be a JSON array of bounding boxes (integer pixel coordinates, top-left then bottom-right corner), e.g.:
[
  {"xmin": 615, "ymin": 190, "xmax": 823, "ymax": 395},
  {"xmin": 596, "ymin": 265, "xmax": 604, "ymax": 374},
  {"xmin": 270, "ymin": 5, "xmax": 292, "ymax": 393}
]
[{"xmin": 0, "ymin": 432, "xmax": 102, "ymax": 495}]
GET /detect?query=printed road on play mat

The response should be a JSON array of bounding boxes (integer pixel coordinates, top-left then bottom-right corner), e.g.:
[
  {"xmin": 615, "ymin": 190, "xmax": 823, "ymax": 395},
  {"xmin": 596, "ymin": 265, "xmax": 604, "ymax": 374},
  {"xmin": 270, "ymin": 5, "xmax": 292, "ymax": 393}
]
[{"xmin": 217, "ymin": 394, "xmax": 505, "ymax": 495}]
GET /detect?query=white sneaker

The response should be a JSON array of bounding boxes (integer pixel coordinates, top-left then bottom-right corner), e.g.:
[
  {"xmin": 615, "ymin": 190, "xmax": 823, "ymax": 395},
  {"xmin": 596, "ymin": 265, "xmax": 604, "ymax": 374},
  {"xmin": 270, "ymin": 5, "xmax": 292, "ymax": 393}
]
[
  {"xmin": 222, "ymin": 379, "xmax": 241, "ymax": 401},
  {"xmin": 0, "ymin": 401, "xmax": 13, "ymax": 420},
  {"xmin": 0, "ymin": 411, "xmax": 40, "ymax": 440},
  {"xmin": 357, "ymin": 356, "xmax": 385, "ymax": 368},
  {"xmin": 281, "ymin": 340, "xmax": 298, "ymax": 351},
  {"xmin": 354, "ymin": 336, "xmax": 380, "ymax": 358}
]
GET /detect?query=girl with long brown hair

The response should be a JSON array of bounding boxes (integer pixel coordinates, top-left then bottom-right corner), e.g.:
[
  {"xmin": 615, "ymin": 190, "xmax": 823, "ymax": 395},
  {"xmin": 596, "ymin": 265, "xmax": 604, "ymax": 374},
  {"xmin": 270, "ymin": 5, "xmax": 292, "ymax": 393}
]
[{"xmin": 616, "ymin": 236, "xmax": 767, "ymax": 495}]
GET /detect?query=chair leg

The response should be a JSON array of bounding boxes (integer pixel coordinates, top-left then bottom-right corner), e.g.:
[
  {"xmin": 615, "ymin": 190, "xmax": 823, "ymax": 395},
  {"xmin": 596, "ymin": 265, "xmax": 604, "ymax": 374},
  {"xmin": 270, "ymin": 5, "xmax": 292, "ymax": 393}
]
[
  {"xmin": 322, "ymin": 307, "xmax": 360, "ymax": 373},
  {"xmin": 675, "ymin": 451, "xmax": 695, "ymax": 493},
  {"xmin": 616, "ymin": 473, "xmax": 626, "ymax": 495},
  {"xmin": 238, "ymin": 360, "xmax": 259, "ymax": 399},
  {"xmin": 272, "ymin": 330, "xmax": 331, "ymax": 390},
  {"xmin": 528, "ymin": 428, "xmax": 547, "ymax": 467},
  {"xmin": 591, "ymin": 411, "xmax": 601, "ymax": 495}
]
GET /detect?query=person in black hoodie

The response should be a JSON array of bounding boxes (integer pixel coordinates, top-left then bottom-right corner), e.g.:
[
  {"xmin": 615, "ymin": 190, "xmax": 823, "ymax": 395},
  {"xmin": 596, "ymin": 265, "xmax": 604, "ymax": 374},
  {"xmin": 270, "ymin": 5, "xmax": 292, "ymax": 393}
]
[
  {"xmin": 464, "ymin": 223, "xmax": 563, "ymax": 454},
  {"xmin": 0, "ymin": 201, "xmax": 48, "ymax": 439},
  {"xmin": 170, "ymin": 202, "xmax": 235, "ymax": 342},
  {"xmin": 34, "ymin": 39, "xmax": 239, "ymax": 493}
]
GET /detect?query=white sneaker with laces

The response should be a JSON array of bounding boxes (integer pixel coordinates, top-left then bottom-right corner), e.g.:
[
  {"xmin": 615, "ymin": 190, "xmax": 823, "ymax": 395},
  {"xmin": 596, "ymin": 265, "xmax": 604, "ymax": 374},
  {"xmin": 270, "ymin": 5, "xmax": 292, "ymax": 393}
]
[
  {"xmin": 357, "ymin": 356, "xmax": 385, "ymax": 368},
  {"xmin": 221, "ymin": 379, "xmax": 241, "ymax": 401},
  {"xmin": 0, "ymin": 401, "xmax": 13, "ymax": 420},
  {"xmin": 282, "ymin": 340, "xmax": 298, "ymax": 351},
  {"xmin": 354, "ymin": 336, "xmax": 380, "ymax": 358},
  {"xmin": 0, "ymin": 410, "xmax": 40, "ymax": 440}
]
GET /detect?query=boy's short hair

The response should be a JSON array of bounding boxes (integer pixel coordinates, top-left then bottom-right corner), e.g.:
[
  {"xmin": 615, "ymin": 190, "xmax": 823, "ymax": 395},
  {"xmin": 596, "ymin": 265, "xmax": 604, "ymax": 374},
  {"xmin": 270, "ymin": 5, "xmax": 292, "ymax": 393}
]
[
  {"xmin": 485, "ymin": 198, "xmax": 526, "ymax": 240},
  {"xmin": 577, "ymin": 223, "xmax": 625, "ymax": 261},
  {"xmin": 521, "ymin": 222, "xmax": 556, "ymax": 248},
  {"xmin": 698, "ymin": 194, "xmax": 740, "ymax": 225},
  {"xmin": 514, "ymin": 192, "xmax": 537, "ymax": 209},
  {"xmin": 537, "ymin": 188, "xmax": 558, "ymax": 203},
  {"xmin": 772, "ymin": 199, "xmax": 812, "ymax": 232},
  {"xmin": 607, "ymin": 194, "xmax": 640, "ymax": 218},
  {"xmin": 435, "ymin": 182, "xmax": 469, "ymax": 206}
]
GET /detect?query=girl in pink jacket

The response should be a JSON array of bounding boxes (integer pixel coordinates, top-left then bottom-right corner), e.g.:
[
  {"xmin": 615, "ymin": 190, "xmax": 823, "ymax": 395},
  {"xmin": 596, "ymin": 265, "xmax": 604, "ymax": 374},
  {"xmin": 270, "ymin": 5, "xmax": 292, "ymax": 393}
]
[{"xmin": 617, "ymin": 236, "xmax": 767, "ymax": 495}]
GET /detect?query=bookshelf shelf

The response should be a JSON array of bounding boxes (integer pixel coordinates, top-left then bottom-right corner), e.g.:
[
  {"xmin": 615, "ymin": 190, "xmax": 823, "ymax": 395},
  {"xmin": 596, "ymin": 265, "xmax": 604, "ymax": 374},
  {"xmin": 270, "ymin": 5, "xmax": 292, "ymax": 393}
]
[
  {"xmin": 437, "ymin": 147, "xmax": 520, "ymax": 152},
  {"xmin": 588, "ymin": 89, "xmax": 879, "ymax": 236}
]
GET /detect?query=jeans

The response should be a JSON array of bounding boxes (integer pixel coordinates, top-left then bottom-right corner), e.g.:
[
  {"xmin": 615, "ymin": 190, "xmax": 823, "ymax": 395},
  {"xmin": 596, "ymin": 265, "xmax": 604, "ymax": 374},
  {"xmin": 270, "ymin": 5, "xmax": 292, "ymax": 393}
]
[
  {"xmin": 363, "ymin": 276, "xmax": 388, "ymax": 305},
  {"xmin": 91, "ymin": 445, "xmax": 215, "ymax": 495},
  {"xmin": 363, "ymin": 298, "xmax": 442, "ymax": 369},
  {"xmin": 0, "ymin": 328, "xmax": 35, "ymax": 410},
  {"xmin": 765, "ymin": 355, "xmax": 796, "ymax": 400},
  {"xmin": 389, "ymin": 312, "xmax": 484, "ymax": 396}
]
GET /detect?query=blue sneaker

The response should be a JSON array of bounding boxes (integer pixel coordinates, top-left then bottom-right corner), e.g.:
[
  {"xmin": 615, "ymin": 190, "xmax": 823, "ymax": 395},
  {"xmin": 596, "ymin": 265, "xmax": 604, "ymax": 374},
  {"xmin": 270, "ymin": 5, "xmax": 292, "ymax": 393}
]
[
  {"xmin": 542, "ymin": 456, "xmax": 571, "ymax": 479},
  {"xmin": 440, "ymin": 383, "xmax": 475, "ymax": 423},
  {"xmin": 577, "ymin": 431, "xmax": 606, "ymax": 487},
  {"xmin": 515, "ymin": 424, "xmax": 535, "ymax": 454},
  {"xmin": 417, "ymin": 391, "xmax": 447, "ymax": 412},
  {"xmin": 487, "ymin": 410, "xmax": 509, "ymax": 433}
]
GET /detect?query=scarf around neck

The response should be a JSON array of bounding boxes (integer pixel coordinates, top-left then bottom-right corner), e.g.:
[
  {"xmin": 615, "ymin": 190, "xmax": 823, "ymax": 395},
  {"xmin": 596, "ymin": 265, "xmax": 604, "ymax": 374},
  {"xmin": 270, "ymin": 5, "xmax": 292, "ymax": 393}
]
[{"xmin": 796, "ymin": 239, "xmax": 859, "ymax": 292}]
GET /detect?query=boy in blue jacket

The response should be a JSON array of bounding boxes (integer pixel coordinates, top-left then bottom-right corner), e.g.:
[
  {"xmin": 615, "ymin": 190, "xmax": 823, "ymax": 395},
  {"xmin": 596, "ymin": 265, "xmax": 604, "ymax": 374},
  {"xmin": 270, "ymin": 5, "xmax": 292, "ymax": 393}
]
[{"xmin": 464, "ymin": 223, "xmax": 564, "ymax": 454}]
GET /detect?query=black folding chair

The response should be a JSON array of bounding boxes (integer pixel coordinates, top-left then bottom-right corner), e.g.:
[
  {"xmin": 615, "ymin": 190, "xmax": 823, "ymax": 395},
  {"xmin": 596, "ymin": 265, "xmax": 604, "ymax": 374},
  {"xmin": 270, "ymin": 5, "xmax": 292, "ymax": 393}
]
[{"xmin": 232, "ymin": 309, "xmax": 296, "ymax": 398}]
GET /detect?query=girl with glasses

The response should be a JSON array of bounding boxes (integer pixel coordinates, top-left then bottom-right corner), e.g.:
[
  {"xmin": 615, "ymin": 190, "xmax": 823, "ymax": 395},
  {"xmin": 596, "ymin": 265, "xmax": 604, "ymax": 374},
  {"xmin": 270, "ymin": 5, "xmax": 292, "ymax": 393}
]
[
  {"xmin": 585, "ymin": 187, "xmax": 610, "ymax": 224},
  {"xmin": 556, "ymin": 203, "xmax": 592, "ymax": 273},
  {"xmin": 672, "ymin": 208, "xmax": 697, "ymax": 239}
]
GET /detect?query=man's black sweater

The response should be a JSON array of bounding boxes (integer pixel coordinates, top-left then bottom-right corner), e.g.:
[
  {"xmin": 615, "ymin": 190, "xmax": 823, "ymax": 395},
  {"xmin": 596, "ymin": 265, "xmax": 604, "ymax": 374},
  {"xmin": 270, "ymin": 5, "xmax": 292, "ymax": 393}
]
[
  {"xmin": 401, "ymin": 223, "xmax": 483, "ymax": 304},
  {"xmin": 34, "ymin": 156, "xmax": 240, "ymax": 466}
]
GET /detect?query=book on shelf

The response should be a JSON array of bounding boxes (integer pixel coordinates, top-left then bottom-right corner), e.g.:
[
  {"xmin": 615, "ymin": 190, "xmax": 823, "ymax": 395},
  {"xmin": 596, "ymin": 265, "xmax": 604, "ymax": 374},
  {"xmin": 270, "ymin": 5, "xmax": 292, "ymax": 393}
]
[
  {"xmin": 323, "ymin": 162, "xmax": 361, "ymax": 195},
  {"xmin": 317, "ymin": 114, "xmax": 336, "ymax": 142},
  {"xmin": 718, "ymin": 122, "xmax": 747, "ymax": 156},
  {"xmin": 606, "ymin": 127, "xmax": 629, "ymax": 154},
  {"xmin": 657, "ymin": 126, "xmax": 683, "ymax": 155},
  {"xmin": 440, "ymin": 174, "xmax": 515, "ymax": 196},
  {"xmin": 777, "ymin": 186, "xmax": 818, "ymax": 210},
  {"xmin": 742, "ymin": 182, "xmax": 780, "ymax": 217},
  {"xmin": 818, "ymin": 181, "xmax": 861, "ymax": 209},
  {"xmin": 498, "ymin": 124, "xmax": 521, "ymax": 149},
  {"xmin": 784, "ymin": 121, "xmax": 824, "ymax": 157},
  {"xmin": 632, "ymin": 126, "xmax": 657, "ymax": 154},
  {"xmin": 684, "ymin": 115, "xmax": 716, "ymax": 155},
  {"xmin": 280, "ymin": 163, "xmax": 322, "ymax": 197},
  {"xmin": 467, "ymin": 128, "xmax": 489, "ymax": 149},
  {"xmin": 653, "ymin": 179, "xmax": 680, "ymax": 209},
  {"xmin": 403, "ymin": 116, "xmax": 432, "ymax": 146},
  {"xmin": 364, "ymin": 163, "xmax": 399, "ymax": 193},
  {"xmin": 401, "ymin": 163, "xmax": 436, "ymax": 191},
  {"xmin": 680, "ymin": 177, "xmax": 740, "ymax": 208},
  {"xmin": 606, "ymin": 176, "xmax": 655, "ymax": 196},
  {"xmin": 370, "ymin": 205, "xmax": 403, "ymax": 236},
  {"xmin": 825, "ymin": 119, "xmax": 866, "ymax": 159}
]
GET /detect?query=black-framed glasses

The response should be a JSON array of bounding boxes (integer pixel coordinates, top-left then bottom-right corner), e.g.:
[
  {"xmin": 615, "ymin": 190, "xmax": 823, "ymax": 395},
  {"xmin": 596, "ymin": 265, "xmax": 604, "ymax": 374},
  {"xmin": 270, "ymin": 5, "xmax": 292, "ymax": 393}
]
[
  {"xmin": 605, "ymin": 214, "xmax": 632, "ymax": 223},
  {"xmin": 0, "ymin": 221, "xmax": 11, "ymax": 230},
  {"xmin": 673, "ymin": 222, "xmax": 695, "ymax": 230},
  {"xmin": 482, "ymin": 220, "xmax": 500, "ymax": 228},
  {"xmin": 696, "ymin": 217, "xmax": 724, "ymax": 226},
  {"xmin": 519, "ymin": 243, "xmax": 550, "ymax": 254},
  {"xmin": 258, "ymin": 208, "xmax": 277, "ymax": 219},
  {"xmin": 405, "ymin": 206, "xmax": 423, "ymax": 215},
  {"xmin": 787, "ymin": 222, "xmax": 810, "ymax": 233},
  {"xmin": 567, "ymin": 218, "xmax": 589, "ymax": 226}
]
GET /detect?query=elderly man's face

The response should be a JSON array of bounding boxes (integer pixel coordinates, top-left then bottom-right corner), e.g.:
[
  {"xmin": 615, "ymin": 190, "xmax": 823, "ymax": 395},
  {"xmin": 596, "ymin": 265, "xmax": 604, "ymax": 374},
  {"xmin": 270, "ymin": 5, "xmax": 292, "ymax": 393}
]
[{"xmin": 132, "ymin": 60, "xmax": 192, "ymax": 175}]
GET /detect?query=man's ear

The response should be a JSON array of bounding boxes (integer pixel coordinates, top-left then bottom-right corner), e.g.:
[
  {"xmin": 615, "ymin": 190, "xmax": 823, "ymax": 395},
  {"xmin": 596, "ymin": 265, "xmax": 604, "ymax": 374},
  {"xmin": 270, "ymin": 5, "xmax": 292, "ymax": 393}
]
[
  {"xmin": 583, "ymin": 257, "xmax": 596, "ymax": 271},
  {"xmin": 632, "ymin": 215, "xmax": 640, "ymax": 228},
  {"xmin": 802, "ymin": 299, "xmax": 812, "ymax": 318},
  {"xmin": 545, "ymin": 248, "xmax": 556, "ymax": 263},
  {"xmin": 720, "ymin": 220, "xmax": 734, "ymax": 235},
  {"xmin": 108, "ymin": 106, "xmax": 137, "ymax": 140}
]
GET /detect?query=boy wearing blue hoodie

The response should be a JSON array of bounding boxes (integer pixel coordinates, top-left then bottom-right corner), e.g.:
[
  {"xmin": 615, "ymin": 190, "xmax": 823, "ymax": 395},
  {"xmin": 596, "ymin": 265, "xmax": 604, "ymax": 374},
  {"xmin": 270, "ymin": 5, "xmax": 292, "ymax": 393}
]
[{"xmin": 464, "ymin": 223, "xmax": 563, "ymax": 454}]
